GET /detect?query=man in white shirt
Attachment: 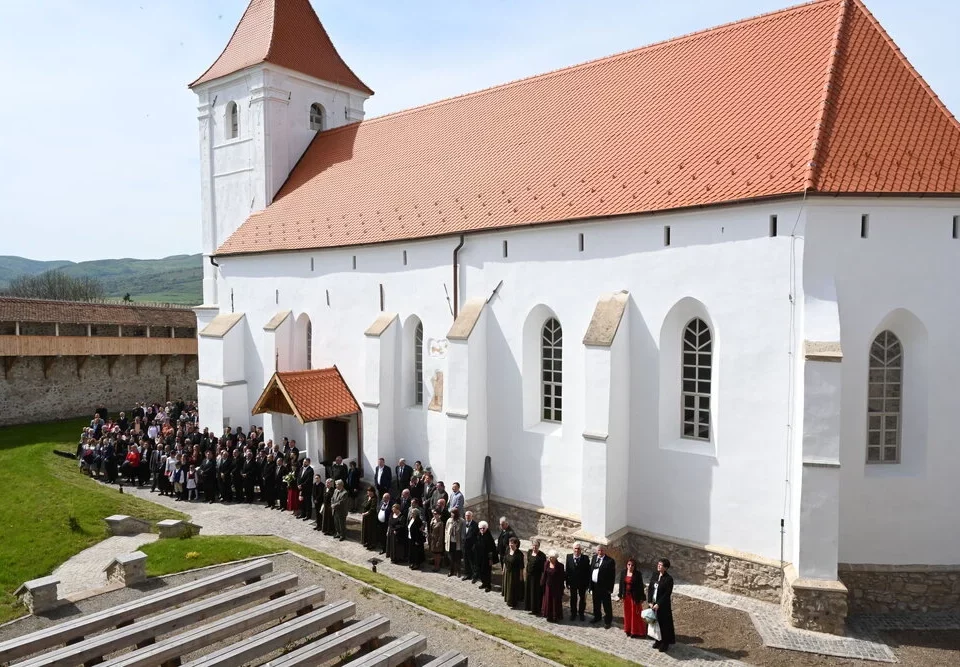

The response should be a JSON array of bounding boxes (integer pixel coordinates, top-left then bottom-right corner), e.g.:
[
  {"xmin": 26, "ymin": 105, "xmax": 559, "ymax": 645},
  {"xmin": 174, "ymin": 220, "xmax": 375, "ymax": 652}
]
[{"xmin": 589, "ymin": 545, "xmax": 616, "ymax": 628}]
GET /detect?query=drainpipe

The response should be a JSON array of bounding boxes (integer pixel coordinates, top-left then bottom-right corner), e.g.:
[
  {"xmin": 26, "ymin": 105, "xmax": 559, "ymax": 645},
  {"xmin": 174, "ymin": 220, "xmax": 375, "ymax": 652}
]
[{"xmin": 452, "ymin": 234, "xmax": 465, "ymax": 319}]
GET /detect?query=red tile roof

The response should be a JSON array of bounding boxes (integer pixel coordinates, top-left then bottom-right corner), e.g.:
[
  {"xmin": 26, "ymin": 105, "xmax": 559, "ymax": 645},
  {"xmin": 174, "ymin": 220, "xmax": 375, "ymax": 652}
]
[
  {"xmin": 216, "ymin": 0, "xmax": 960, "ymax": 256},
  {"xmin": 189, "ymin": 0, "xmax": 372, "ymax": 95},
  {"xmin": 253, "ymin": 367, "xmax": 360, "ymax": 423},
  {"xmin": 0, "ymin": 297, "xmax": 196, "ymax": 328}
]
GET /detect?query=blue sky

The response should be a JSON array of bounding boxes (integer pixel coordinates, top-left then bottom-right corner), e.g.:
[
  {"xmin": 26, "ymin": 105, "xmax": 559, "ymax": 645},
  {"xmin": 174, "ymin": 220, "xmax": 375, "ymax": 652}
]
[{"xmin": 1, "ymin": 0, "xmax": 957, "ymax": 262}]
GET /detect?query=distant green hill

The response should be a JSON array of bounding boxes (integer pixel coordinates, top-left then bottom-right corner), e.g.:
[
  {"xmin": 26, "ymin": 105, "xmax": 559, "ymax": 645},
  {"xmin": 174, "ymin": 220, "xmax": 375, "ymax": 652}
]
[
  {"xmin": 0, "ymin": 256, "xmax": 74, "ymax": 283},
  {"xmin": 0, "ymin": 254, "xmax": 203, "ymax": 306}
]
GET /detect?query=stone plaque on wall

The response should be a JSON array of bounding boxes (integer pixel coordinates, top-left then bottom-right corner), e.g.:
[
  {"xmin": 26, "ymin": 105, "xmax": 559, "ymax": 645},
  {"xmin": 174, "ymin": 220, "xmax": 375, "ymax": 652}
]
[{"xmin": 428, "ymin": 338, "xmax": 448, "ymax": 358}]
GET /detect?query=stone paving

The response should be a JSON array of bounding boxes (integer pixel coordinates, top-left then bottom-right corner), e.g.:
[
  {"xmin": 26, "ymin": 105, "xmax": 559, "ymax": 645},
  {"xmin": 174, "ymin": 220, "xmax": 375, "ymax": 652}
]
[
  {"xmin": 673, "ymin": 582, "xmax": 896, "ymax": 662},
  {"xmin": 56, "ymin": 486, "xmax": 925, "ymax": 665},
  {"xmin": 52, "ymin": 533, "xmax": 157, "ymax": 598}
]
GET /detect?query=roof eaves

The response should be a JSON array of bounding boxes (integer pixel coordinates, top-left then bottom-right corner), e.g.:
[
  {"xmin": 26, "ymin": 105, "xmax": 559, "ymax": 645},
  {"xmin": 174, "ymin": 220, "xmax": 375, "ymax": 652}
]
[
  {"xmin": 213, "ymin": 191, "xmax": 810, "ymax": 259},
  {"xmin": 273, "ymin": 374, "xmax": 307, "ymax": 424}
]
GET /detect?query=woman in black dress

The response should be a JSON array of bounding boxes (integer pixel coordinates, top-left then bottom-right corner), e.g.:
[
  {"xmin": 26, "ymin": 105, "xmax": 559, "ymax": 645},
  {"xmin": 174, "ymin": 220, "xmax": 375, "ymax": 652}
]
[
  {"xmin": 359, "ymin": 487, "xmax": 379, "ymax": 549},
  {"xmin": 386, "ymin": 503, "xmax": 407, "ymax": 563},
  {"xmin": 524, "ymin": 539, "xmax": 546, "ymax": 615},
  {"xmin": 475, "ymin": 521, "xmax": 498, "ymax": 592},
  {"xmin": 319, "ymin": 479, "xmax": 336, "ymax": 534},
  {"xmin": 407, "ymin": 508, "xmax": 426, "ymax": 570},
  {"xmin": 502, "ymin": 537, "xmax": 525, "ymax": 608},
  {"xmin": 648, "ymin": 558, "xmax": 676, "ymax": 652}
]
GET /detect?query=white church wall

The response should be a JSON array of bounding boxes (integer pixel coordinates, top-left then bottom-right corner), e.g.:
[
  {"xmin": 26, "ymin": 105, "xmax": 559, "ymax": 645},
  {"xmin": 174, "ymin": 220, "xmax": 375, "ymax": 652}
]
[
  {"xmin": 215, "ymin": 198, "xmax": 804, "ymax": 562},
  {"xmin": 809, "ymin": 199, "xmax": 960, "ymax": 566}
]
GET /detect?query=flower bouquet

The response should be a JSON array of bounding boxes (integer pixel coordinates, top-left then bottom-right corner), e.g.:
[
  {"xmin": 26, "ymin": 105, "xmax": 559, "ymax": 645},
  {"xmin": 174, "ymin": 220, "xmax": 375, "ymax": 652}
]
[
  {"xmin": 283, "ymin": 472, "xmax": 297, "ymax": 486},
  {"xmin": 642, "ymin": 607, "xmax": 661, "ymax": 641}
]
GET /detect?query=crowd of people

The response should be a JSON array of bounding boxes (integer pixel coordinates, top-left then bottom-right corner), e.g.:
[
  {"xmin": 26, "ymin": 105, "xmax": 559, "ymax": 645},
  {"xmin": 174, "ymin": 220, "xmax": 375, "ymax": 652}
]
[{"xmin": 76, "ymin": 402, "xmax": 677, "ymax": 653}]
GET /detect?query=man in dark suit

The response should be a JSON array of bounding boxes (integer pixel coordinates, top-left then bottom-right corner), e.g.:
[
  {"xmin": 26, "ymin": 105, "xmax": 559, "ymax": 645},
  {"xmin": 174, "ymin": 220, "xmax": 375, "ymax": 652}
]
[
  {"xmin": 421, "ymin": 473, "xmax": 437, "ymax": 523},
  {"xmin": 462, "ymin": 510, "xmax": 480, "ymax": 582},
  {"xmin": 589, "ymin": 545, "xmax": 616, "ymax": 628},
  {"xmin": 398, "ymin": 488, "xmax": 412, "ymax": 519},
  {"xmin": 565, "ymin": 542, "xmax": 592, "ymax": 621},
  {"xmin": 395, "ymin": 458, "xmax": 413, "ymax": 496},
  {"xmin": 374, "ymin": 458, "xmax": 392, "ymax": 498},
  {"xmin": 298, "ymin": 458, "xmax": 315, "ymax": 520},
  {"xmin": 329, "ymin": 456, "xmax": 348, "ymax": 483}
]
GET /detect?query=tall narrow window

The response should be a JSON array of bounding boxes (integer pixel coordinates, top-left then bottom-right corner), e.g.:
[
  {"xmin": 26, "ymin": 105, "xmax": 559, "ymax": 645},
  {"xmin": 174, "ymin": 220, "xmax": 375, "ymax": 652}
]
[
  {"xmin": 309, "ymin": 103, "xmax": 325, "ymax": 131},
  {"xmin": 681, "ymin": 318, "xmax": 712, "ymax": 440},
  {"xmin": 306, "ymin": 320, "xmax": 313, "ymax": 370},
  {"xmin": 226, "ymin": 101, "xmax": 239, "ymax": 139},
  {"xmin": 414, "ymin": 322, "xmax": 424, "ymax": 405},
  {"xmin": 541, "ymin": 318, "xmax": 563, "ymax": 422},
  {"xmin": 867, "ymin": 330, "xmax": 902, "ymax": 463}
]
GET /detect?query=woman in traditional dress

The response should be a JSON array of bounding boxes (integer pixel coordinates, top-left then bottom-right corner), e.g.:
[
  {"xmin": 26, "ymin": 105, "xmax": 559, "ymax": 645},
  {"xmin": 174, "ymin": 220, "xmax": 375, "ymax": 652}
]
[
  {"xmin": 359, "ymin": 487, "xmax": 379, "ymax": 549},
  {"xmin": 444, "ymin": 508, "xmax": 464, "ymax": 577},
  {"xmin": 502, "ymin": 537, "xmax": 525, "ymax": 608},
  {"xmin": 407, "ymin": 508, "xmax": 426, "ymax": 570},
  {"xmin": 319, "ymin": 478, "xmax": 336, "ymax": 534},
  {"xmin": 524, "ymin": 539, "xmax": 547, "ymax": 615},
  {"xmin": 648, "ymin": 558, "xmax": 676, "ymax": 652},
  {"xmin": 285, "ymin": 471, "xmax": 300, "ymax": 514},
  {"xmin": 428, "ymin": 510, "xmax": 446, "ymax": 571},
  {"xmin": 617, "ymin": 557, "xmax": 647, "ymax": 638},
  {"xmin": 540, "ymin": 550, "xmax": 565, "ymax": 622},
  {"xmin": 386, "ymin": 503, "xmax": 406, "ymax": 563}
]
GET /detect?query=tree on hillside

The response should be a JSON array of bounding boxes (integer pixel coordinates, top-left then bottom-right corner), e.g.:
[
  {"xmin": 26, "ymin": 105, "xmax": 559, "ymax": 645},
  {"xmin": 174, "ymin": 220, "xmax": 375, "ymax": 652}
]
[{"xmin": 3, "ymin": 271, "xmax": 105, "ymax": 301}]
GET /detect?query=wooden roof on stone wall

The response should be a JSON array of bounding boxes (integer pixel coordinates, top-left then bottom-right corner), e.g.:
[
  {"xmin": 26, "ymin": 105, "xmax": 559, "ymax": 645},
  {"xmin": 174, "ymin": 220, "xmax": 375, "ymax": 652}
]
[{"xmin": 0, "ymin": 297, "xmax": 196, "ymax": 327}]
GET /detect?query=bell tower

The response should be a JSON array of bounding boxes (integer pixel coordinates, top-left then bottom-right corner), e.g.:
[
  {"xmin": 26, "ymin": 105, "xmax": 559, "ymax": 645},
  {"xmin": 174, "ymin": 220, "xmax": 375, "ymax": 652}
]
[{"xmin": 189, "ymin": 0, "xmax": 373, "ymax": 306}]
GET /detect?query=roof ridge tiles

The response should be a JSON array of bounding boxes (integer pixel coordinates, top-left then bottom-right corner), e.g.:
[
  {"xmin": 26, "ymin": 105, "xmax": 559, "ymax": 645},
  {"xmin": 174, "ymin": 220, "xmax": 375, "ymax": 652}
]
[
  {"xmin": 323, "ymin": 0, "xmax": 845, "ymax": 134},
  {"xmin": 805, "ymin": 0, "xmax": 851, "ymax": 191}
]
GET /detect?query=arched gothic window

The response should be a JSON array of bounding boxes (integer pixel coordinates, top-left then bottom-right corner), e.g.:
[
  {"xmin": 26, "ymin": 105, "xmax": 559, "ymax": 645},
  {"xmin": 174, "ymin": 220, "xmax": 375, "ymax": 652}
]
[
  {"xmin": 867, "ymin": 330, "xmax": 902, "ymax": 463},
  {"xmin": 226, "ymin": 101, "xmax": 239, "ymax": 139},
  {"xmin": 309, "ymin": 103, "xmax": 325, "ymax": 131},
  {"xmin": 306, "ymin": 320, "xmax": 313, "ymax": 370},
  {"xmin": 681, "ymin": 317, "xmax": 712, "ymax": 440},
  {"xmin": 414, "ymin": 321, "xmax": 424, "ymax": 405},
  {"xmin": 541, "ymin": 318, "xmax": 562, "ymax": 422}
]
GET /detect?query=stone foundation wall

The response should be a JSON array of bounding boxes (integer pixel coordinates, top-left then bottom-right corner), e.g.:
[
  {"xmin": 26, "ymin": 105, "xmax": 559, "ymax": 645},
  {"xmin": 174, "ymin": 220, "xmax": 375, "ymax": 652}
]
[
  {"xmin": 623, "ymin": 531, "xmax": 784, "ymax": 603},
  {"xmin": 466, "ymin": 495, "xmax": 785, "ymax": 605},
  {"xmin": 782, "ymin": 565, "xmax": 848, "ymax": 635},
  {"xmin": 467, "ymin": 496, "xmax": 582, "ymax": 546},
  {"xmin": 839, "ymin": 564, "xmax": 960, "ymax": 614},
  {"xmin": 0, "ymin": 355, "xmax": 197, "ymax": 426}
]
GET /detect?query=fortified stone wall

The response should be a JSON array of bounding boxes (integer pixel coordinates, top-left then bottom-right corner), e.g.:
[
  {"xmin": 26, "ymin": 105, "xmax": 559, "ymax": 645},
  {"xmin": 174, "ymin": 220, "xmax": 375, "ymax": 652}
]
[{"xmin": 0, "ymin": 356, "xmax": 197, "ymax": 426}]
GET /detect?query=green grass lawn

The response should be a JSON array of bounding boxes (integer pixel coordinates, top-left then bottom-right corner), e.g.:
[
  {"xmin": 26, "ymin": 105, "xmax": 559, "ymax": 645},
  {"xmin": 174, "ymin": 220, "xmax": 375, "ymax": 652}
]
[
  {"xmin": 0, "ymin": 419, "xmax": 185, "ymax": 623},
  {"xmin": 142, "ymin": 535, "xmax": 639, "ymax": 667}
]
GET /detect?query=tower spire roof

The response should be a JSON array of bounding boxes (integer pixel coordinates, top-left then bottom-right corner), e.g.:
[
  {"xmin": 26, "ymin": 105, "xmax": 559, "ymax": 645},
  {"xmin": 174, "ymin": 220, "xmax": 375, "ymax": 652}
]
[{"xmin": 189, "ymin": 0, "xmax": 372, "ymax": 95}]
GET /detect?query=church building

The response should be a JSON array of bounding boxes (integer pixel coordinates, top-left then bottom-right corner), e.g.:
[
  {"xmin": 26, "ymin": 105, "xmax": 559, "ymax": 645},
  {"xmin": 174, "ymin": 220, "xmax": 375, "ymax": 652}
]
[{"xmin": 190, "ymin": 0, "xmax": 960, "ymax": 632}]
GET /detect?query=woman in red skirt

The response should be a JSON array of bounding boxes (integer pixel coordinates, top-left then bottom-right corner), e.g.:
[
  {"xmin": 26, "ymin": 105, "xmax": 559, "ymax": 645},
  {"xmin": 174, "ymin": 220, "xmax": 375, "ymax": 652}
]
[
  {"xmin": 617, "ymin": 557, "xmax": 647, "ymax": 637},
  {"xmin": 285, "ymin": 473, "xmax": 300, "ymax": 513}
]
